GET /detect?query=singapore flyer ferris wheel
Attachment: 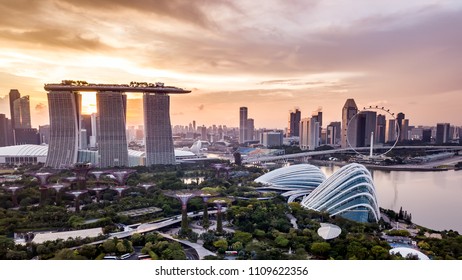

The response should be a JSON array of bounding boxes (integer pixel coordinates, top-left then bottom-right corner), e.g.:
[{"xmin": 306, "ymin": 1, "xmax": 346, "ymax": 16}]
[{"xmin": 346, "ymin": 105, "xmax": 400, "ymax": 157}]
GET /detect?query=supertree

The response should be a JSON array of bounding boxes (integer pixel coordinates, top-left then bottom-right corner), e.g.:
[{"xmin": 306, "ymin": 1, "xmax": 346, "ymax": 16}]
[
  {"xmin": 3, "ymin": 185, "xmax": 23, "ymax": 207},
  {"xmin": 109, "ymin": 169, "xmax": 135, "ymax": 185},
  {"xmin": 31, "ymin": 172, "xmax": 53, "ymax": 187},
  {"xmin": 66, "ymin": 190, "xmax": 88, "ymax": 212},
  {"xmin": 89, "ymin": 171, "xmax": 106, "ymax": 181},
  {"xmin": 111, "ymin": 185, "xmax": 128, "ymax": 198},
  {"xmin": 199, "ymin": 193, "xmax": 214, "ymax": 229},
  {"xmin": 165, "ymin": 190, "xmax": 200, "ymax": 234},
  {"xmin": 211, "ymin": 163, "xmax": 224, "ymax": 178},
  {"xmin": 72, "ymin": 163, "xmax": 92, "ymax": 181},
  {"xmin": 88, "ymin": 185, "xmax": 108, "ymax": 202},
  {"xmin": 48, "ymin": 182, "xmax": 70, "ymax": 205},
  {"xmin": 223, "ymin": 166, "xmax": 232, "ymax": 179},
  {"xmin": 138, "ymin": 183, "xmax": 155, "ymax": 193},
  {"xmin": 209, "ymin": 197, "xmax": 233, "ymax": 235},
  {"xmin": 29, "ymin": 172, "xmax": 62, "ymax": 206}
]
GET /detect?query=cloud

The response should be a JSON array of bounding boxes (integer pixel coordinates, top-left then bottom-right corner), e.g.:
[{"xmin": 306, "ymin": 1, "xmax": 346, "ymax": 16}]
[
  {"xmin": 56, "ymin": 0, "xmax": 239, "ymax": 28},
  {"xmin": 0, "ymin": 29, "xmax": 111, "ymax": 51},
  {"xmin": 35, "ymin": 103, "xmax": 47, "ymax": 113}
]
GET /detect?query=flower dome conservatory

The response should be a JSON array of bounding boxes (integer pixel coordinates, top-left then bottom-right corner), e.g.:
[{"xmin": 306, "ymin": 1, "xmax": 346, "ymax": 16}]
[
  {"xmin": 301, "ymin": 163, "xmax": 380, "ymax": 223},
  {"xmin": 254, "ymin": 164, "xmax": 326, "ymax": 202}
]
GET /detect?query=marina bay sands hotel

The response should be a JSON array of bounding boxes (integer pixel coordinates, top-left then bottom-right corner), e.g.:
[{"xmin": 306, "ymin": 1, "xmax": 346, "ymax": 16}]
[{"xmin": 44, "ymin": 81, "xmax": 190, "ymax": 168}]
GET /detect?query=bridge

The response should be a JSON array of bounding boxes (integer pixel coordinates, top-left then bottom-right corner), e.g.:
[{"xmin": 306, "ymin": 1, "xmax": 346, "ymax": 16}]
[
  {"xmin": 242, "ymin": 146, "xmax": 462, "ymax": 164},
  {"xmin": 29, "ymin": 210, "xmax": 222, "ymax": 259}
]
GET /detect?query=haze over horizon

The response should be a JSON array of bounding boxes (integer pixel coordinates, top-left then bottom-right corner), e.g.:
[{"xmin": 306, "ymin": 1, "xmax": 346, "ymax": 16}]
[{"xmin": 0, "ymin": 0, "xmax": 461, "ymax": 128}]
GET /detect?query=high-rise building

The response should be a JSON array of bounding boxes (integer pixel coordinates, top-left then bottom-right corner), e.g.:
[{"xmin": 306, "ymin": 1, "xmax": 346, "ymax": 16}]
[
  {"xmin": 262, "ymin": 131, "xmax": 283, "ymax": 147},
  {"xmin": 39, "ymin": 125, "xmax": 50, "ymax": 144},
  {"xmin": 326, "ymin": 122, "xmax": 341, "ymax": 146},
  {"xmin": 396, "ymin": 112, "xmax": 409, "ymax": 142},
  {"xmin": 247, "ymin": 118, "xmax": 254, "ymax": 141},
  {"xmin": 376, "ymin": 114, "xmax": 386, "ymax": 144},
  {"xmin": 288, "ymin": 108, "xmax": 301, "ymax": 137},
  {"xmin": 96, "ymin": 91, "xmax": 128, "ymax": 167},
  {"xmin": 299, "ymin": 116, "xmax": 320, "ymax": 150},
  {"xmin": 8, "ymin": 89, "xmax": 20, "ymax": 129},
  {"xmin": 46, "ymin": 91, "xmax": 82, "ymax": 168},
  {"xmin": 341, "ymin": 99, "xmax": 358, "ymax": 148},
  {"xmin": 45, "ymin": 81, "xmax": 189, "ymax": 168},
  {"xmin": 239, "ymin": 107, "xmax": 248, "ymax": 144},
  {"xmin": 436, "ymin": 123, "xmax": 450, "ymax": 144},
  {"xmin": 144, "ymin": 93, "xmax": 175, "ymax": 165},
  {"xmin": 355, "ymin": 111, "xmax": 376, "ymax": 147},
  {"xmin": 299, "ymin": 118, "xmax": 310, "ymax": 150},
  {"xmin": 422, "ymin": 129, "xmax": 432, "ymax": 143},
  {"xmin": 81, "ymin": 114, "xmax": 93, "ymax": 148},
  {"xmin": 387, "ymin": 119, "xmax": 397, "ymax": 143},
  {"xmin": 200, "ymin": 125, "xmax": 207, "ymax": 141},
  {"xmin": 0, "ymin": 114, "xmax": 14, "ymax": 147},
  {"xmin": 13, "ymin": 95, "xmax": 31, "ymax": 129}
]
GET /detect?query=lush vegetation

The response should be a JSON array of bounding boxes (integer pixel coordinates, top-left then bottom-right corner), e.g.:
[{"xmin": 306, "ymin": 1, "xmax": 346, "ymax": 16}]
[{"xmin": 0, "ymin": 162, "xmax": 461, "ymax": 260}]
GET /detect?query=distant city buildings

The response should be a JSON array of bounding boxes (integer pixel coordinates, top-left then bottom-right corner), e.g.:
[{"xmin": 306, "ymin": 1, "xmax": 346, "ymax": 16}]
[
  {"xmin": 5, "ymin": 89, "xmax": 40, "ymax": 145},
  {"xmin": 341, "ymin": 99, "xmax": 358, "ymax": 148},
  {"xmin": 239, "ymin": 107, "xmax": 248, "ymax": 144},
  {"xmin": 299, "ymin": 111, "xmax": 322, "ymax": 150},
  {"xmin": 261, "ymin": 131, "xmax": 283, "ymax": 147},
  {"xmin": 326, "ymin": 122, "xmax": 341, "ymax": 146},
  {"xmin": 436, "ymin": 123, "xmax": 450, "ymax": 144},
  {"xmin": 239, "ymin": 107, "xmax": 255, "ymax": 144},
  {"xmin": 288, "ymin": 108, "xmax": 301, "ymax": 137}
]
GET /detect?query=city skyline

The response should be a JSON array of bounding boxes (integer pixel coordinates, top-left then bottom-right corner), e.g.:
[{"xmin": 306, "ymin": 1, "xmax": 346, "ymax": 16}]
[{"xmin": 1, "ymin": 1, "xmax": 462, "ymax": 128}]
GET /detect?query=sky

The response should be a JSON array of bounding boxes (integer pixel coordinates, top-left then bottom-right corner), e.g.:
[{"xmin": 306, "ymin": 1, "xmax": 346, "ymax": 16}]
[{"xmin": 0, "ymin": 0, "xmax": 461, "ymax": 129}]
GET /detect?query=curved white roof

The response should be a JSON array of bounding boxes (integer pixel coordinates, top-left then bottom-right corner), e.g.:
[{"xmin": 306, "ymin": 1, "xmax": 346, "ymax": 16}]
[
  {"xmin": 301, "ymin": 163, "xmax": 380, "ymax": 223},
  {"xmin": 255, "ymin": 164, "xmax": 326, "ymax": 202},
  {"xmin": 255, "ymin": 164, "xmax": 326, "ymax": 190},
  {"xmin": 317, "ymin": 223, "xmax": 342, "ymax": 240},
  {"xmin": 389, "ymin": 247, "xmax": 429, "ymax": 260},
  {"xmin": 0, "ymin": 145, "xmax": 48, "ymax": 156}
]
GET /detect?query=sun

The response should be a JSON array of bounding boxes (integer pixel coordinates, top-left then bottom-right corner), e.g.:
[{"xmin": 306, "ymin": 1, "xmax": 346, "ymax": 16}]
[{"xmin": 80, "ymin": 92, "xmax": 97, "ymax": 115}]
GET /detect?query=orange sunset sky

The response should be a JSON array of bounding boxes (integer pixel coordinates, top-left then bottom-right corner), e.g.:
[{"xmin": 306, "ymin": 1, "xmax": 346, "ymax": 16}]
[{"xmin": 0, "ymin": 0, "xmax": 461, "ymax": 129}]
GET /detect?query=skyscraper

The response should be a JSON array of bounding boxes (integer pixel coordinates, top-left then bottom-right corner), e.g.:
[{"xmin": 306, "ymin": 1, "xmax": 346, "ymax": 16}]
[
  {"xmin": 12, "ymin": 95, "xmax": 31, "ymax": 129},
  {"xmin": 144, "ymin": 93, "xmax": 175, "ymax": 165},
  {"xmin": 299, "ymin": 116, "xmax": 320, "ymax": 150},
  {"xmin": 45, "ymin": 81, "xmax": 189, "ymax": 168},
  {"xmin": 436, "ymin": 123, "xmax": 450, "ymax": 144},
  {"xmin": 376, "ymin": 114, "xmax": 386, "ymax": 144},
  {"xmin": 0, "ymin": 114, "xmax": 14, "ymax": 147},
  {"xmin": 387, "ymin": 119, "xmax": 397, "ymax": 143},
  {"xmin": 81, "ymin": 114, "xmax": 93, "ymax": 148},
  {"xmin": 247, "ymin": 118, "xmax": 254, "ymax": 141},
  {"xmin": 97, "ymin": 91, "xmax": 128, "ymax": 167},
  {"xmin": 341, "ymin": 99, "xmax": 358, "ymax": 148},
  {"xmin": 8, "ymin": 89, "xmax": 20, "ymax": 129},
  {"xmin": 355, "ymin": 111, "xmax": 376, "ymax": 147},
  {"xmin": 299, "ymin": 118, "xmax": 310, "ymax": 150},
  {"xmin": 396, "ymin": 112, "xmax": 409, "ymax": 142},
  {"xmin": 326, "ymin": 122, "xmax": 341, "ymax": 145},
  {"xmin": 46, "ymin": 91, "xmax": 82, "ymax": 168},
  {"xmin": 239, "ymin": 107, "xmax": 248, "ymax": 144},
  {"xmin": 288, "ymin": 108, "xmax": 301, "ymax": 137}
]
